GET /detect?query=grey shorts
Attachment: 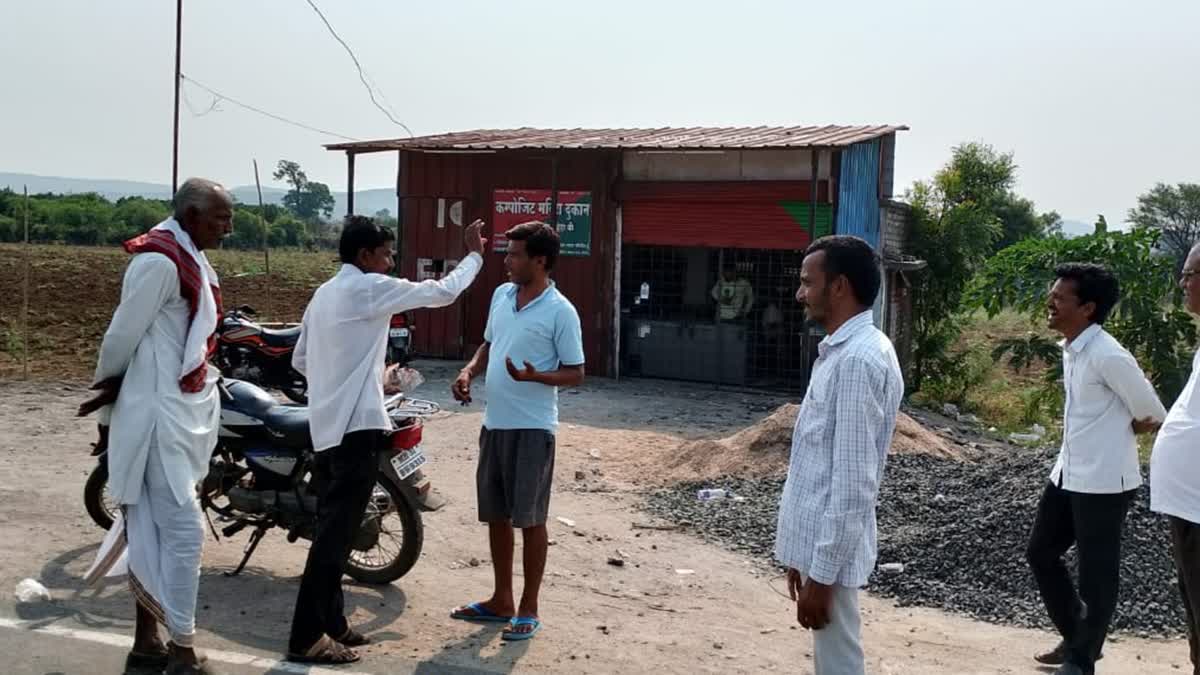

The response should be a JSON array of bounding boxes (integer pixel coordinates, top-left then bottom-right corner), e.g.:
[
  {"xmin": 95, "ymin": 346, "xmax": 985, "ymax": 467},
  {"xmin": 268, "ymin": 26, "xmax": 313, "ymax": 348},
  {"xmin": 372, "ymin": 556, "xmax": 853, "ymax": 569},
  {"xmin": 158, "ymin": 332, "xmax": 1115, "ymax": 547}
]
[{"xmin": 476, "ymin": 427, "xmax": 556, "ymax": 528}]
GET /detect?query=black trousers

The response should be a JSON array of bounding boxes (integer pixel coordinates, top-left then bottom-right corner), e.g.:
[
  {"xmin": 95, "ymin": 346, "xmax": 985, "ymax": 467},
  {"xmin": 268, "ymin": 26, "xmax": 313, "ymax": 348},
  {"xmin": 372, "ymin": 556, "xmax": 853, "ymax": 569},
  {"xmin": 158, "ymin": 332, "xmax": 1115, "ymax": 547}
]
[
  {"xmin": 1026, "ymin": 481, "xmax": 1135, "ymax": 672},
  {"xmin": 288, "ymin": 430, "xmax": 382, "ymax": 653},
  {"xmin": 1170, "ymin": 516, "xmax": 1200, "ymax": 675}
]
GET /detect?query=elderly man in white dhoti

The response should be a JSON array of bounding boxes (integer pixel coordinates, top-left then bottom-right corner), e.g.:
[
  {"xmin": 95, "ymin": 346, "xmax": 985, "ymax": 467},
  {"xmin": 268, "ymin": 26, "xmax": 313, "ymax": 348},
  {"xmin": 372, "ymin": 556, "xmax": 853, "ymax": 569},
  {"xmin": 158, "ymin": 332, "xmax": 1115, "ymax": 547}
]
[{"xmin": 78, "ymin": 177, "xmax": 233, "ymax": 675}]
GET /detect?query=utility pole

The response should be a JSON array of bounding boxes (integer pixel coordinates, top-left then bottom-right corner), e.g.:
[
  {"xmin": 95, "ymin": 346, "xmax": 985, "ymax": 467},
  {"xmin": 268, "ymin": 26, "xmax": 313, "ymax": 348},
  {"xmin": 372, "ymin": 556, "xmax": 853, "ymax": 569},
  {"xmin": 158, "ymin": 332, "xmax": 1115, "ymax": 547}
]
[{"xmin": 172, "ymin": 0, "xmax": 183, "ymax": 194}]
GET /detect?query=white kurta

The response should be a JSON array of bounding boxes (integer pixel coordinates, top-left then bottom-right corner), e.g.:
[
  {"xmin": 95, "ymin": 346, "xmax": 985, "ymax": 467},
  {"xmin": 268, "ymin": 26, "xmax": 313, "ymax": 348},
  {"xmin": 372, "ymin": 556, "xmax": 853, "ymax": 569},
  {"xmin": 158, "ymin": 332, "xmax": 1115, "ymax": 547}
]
[
  {"xmin": 294, "ymin": 254, "xmax": 482, "ymax": 452},
  {"xmin": 95, "ymin": 251, "xmax": 220, "ymax": 507}
]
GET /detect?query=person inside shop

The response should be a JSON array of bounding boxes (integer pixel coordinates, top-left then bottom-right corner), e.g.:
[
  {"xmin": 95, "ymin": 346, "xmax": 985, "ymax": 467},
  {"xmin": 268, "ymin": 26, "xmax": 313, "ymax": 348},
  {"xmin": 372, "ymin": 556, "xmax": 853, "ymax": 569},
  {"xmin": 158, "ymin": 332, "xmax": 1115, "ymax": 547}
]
[{"xmin": 711, "ymin": 264, "xmax": 755, "ymax": 322}]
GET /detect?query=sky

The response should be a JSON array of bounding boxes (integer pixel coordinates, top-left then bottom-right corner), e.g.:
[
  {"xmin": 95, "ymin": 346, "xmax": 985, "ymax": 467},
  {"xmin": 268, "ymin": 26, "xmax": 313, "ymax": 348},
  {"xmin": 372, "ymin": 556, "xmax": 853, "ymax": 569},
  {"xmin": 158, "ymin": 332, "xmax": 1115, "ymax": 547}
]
[{"xmin": 3, "ymin": 0, "xmax": 1199, "ymax": 226}]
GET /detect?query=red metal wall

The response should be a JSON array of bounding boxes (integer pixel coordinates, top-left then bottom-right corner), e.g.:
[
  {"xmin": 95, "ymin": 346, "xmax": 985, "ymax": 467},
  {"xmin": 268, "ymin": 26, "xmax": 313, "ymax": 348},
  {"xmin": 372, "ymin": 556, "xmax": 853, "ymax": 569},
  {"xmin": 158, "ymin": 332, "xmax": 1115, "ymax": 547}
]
[
  {"xmin": 619, "ymin": 181, "xmax": 832, "ymax": 250},
  {"xmin": 397, "ymin": 150, "xmax": 618, "ymax": 376}
]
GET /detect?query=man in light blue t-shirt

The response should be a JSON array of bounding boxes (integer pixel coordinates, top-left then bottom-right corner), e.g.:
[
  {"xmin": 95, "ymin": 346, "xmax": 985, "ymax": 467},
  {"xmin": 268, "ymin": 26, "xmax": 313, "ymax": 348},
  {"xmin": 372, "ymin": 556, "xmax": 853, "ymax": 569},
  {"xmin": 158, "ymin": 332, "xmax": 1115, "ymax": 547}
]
[{"xmin": 448, "ymin": 221, "xmax": 585, "ymax": 641}]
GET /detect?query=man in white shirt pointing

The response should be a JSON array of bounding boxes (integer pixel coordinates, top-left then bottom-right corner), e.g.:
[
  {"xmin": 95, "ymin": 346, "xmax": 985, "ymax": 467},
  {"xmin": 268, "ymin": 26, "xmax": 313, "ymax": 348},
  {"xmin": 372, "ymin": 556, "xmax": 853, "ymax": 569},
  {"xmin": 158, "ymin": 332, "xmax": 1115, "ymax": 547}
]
[
  {"xmin": 1151, "ymin": 243, "xmax": 1200, "ymax": 675},
  {"xmin": 286, "ymin": 215, "xmax": 485, "ymax": 665},
  {"xmin": 1027, "ymin": 263, "xmax": 1166, "ymax": 675}
]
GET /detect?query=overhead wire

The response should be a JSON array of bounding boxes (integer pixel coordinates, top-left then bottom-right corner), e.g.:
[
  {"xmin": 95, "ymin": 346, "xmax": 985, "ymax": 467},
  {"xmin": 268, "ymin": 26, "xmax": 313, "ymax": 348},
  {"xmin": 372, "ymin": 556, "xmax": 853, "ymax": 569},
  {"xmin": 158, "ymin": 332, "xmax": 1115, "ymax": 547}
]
[
  {"xmin": 179, "ymin": 74, "xmax": 360, "ymax": 142},
  {"xmin": 181, "ymin": 83, "xmax": 220, "ymax": 117},
  {"xmin": 302, "ymin": 0, "xmax": 414, "ymax": 138}
]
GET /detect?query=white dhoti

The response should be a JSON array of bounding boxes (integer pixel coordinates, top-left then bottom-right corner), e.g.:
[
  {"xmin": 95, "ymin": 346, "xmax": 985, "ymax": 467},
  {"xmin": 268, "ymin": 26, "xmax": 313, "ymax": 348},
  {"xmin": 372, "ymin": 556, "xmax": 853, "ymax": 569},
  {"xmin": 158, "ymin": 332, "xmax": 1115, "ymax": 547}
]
[
  {"xmin": 87, "ymin": 445, "xmax": 206, "ymax": 648},
  {"xmin": 84, "ymin": 220, "xmax": 221, "ymax": 649}
]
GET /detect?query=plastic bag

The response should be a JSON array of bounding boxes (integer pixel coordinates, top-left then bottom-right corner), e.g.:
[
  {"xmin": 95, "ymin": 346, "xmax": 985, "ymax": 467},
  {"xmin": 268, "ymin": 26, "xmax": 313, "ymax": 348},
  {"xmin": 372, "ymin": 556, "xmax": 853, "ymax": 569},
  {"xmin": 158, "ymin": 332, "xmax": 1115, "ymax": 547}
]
[
  {"xmin": 14, "ymin": 578, "xmax": 50, "ymax": 603},
  {"xmin": 384, "ymin": 366, "xmax": 425, "ymax": 395}
]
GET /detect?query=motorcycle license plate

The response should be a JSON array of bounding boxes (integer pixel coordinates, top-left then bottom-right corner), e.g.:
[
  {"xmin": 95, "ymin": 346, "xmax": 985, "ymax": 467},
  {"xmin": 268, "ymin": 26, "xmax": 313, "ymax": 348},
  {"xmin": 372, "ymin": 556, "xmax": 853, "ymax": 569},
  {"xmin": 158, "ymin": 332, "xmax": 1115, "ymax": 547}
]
[
  {"xmin": 390, "ymin": 445, "xmax": 426, "ymax": 479},
  {"xmin": 389, "ymin": 328, "xmax": 410, "ymax": 338}
]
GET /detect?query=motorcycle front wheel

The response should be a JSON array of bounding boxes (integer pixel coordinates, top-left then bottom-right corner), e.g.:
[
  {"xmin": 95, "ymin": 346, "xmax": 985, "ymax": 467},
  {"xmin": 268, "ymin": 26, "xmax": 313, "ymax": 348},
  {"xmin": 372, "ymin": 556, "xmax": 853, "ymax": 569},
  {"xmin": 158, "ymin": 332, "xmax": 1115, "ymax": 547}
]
[
  {"xmin": 344, "ymin": 476, "xmax": 423, "ymax": 585},
  {"xmin": 84, "ymin": 462, "xmax": 117, "ymax": 530}
]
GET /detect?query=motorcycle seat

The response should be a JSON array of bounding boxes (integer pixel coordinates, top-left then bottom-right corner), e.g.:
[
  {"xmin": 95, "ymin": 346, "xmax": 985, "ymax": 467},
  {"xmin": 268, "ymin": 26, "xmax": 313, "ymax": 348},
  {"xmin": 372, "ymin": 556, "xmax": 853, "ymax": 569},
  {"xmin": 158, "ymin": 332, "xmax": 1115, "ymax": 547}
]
[
  {"xmin": 260, "ymin": 325, "xmax": 302, "ymax": 349},
  {"xmin": 223, "ymin": 379, "xmax": 311, "ymax": 447},
  {"xmin": 259, "ymin": 406, "xmax": 312, "ymax": 448}
]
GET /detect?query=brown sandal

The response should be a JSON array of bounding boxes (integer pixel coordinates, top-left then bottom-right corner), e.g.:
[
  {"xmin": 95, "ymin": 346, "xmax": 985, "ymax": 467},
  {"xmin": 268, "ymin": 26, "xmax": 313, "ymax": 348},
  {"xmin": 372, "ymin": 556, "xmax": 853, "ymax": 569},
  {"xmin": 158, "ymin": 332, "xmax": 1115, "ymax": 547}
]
[
  {"xmin": 287, "ymin": 634, "xmax": 361, "ymax": 665},
  {"xmin": 335, "ymin": 627, "xmax": 371, "ymax": 647}
]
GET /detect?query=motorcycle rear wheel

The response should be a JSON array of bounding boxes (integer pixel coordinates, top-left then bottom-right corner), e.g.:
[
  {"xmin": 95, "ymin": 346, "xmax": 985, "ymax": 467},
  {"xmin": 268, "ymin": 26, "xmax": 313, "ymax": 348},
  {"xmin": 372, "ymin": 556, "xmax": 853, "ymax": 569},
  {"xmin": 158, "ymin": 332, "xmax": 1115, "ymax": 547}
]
[
  {"xmin": 344, "ymin": 476, "xmax": 423, "ymax": 585},
  {"xmin": 84, "ymin": 463, "xmax": 117, "ymax": 531}
]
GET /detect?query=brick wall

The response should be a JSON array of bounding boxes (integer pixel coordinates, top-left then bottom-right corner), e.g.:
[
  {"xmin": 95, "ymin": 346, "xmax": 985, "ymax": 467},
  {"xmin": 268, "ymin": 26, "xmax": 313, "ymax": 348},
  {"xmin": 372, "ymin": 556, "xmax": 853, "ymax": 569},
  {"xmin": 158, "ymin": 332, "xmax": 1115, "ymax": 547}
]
[
  {"xmin": 881, "ymin": 201, "xmax": 910, "ymax": 257},
  {"xmin": 879, "ymin": 200, "xmax": 916, "ymax": 383}
]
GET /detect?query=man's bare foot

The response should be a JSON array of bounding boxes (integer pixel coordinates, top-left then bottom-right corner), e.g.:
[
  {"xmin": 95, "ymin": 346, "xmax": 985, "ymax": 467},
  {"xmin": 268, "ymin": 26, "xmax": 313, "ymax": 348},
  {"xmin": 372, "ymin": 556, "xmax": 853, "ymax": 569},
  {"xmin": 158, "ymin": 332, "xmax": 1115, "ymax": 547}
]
[{"xmin": 451, "ymin": 598, "xmax": 515, "ymax": 621}]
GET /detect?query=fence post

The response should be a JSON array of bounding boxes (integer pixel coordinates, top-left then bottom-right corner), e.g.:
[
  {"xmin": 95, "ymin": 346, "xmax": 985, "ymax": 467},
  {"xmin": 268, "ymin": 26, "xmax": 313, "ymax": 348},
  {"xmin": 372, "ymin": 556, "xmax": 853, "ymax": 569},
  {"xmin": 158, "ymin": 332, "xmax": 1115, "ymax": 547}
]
[
  {"xmin": 22, "ymin": 185, "xmax": 30, "ymax": 379},
  {"xmin": 253, "ymin": 159, "xmax": 271, "ymax": 318}
]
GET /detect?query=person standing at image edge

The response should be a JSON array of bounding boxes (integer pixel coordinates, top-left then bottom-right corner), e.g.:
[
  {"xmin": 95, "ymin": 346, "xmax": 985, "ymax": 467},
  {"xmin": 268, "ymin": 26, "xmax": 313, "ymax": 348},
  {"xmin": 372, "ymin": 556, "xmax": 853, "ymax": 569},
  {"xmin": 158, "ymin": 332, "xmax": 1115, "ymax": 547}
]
[{"xmin": 1027, "ymin": 263, "xmax": 1166, "ymax": 675}]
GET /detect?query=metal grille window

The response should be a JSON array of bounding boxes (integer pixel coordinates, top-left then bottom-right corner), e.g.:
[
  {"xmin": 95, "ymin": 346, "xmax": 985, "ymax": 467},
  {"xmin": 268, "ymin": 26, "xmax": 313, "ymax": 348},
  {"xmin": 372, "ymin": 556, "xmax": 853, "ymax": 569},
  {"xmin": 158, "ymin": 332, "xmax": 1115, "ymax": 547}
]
[{"xmin": 620, "ymin": 245, "xmax": 819, "ymax": 393}]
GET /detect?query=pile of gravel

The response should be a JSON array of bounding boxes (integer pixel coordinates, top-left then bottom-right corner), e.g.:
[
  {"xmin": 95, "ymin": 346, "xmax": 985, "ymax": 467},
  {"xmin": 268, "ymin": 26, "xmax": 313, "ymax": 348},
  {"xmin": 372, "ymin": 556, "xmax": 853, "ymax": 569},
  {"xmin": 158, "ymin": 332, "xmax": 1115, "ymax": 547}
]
[{"xmin": 643, "ymin": 446, "xmax": 1185, "ymax": 637}]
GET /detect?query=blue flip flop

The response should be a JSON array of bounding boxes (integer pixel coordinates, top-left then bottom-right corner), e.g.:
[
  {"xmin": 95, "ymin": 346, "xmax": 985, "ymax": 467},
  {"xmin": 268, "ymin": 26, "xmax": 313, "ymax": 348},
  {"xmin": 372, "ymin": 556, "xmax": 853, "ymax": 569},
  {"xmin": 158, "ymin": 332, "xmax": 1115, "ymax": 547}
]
[
  {"xmin": 450, "ymin": 602, "xmax": 511, "ymax": 623},
  {"xmin": 502, "ymin": 616, "xmax": 542, "ymax": 641}
]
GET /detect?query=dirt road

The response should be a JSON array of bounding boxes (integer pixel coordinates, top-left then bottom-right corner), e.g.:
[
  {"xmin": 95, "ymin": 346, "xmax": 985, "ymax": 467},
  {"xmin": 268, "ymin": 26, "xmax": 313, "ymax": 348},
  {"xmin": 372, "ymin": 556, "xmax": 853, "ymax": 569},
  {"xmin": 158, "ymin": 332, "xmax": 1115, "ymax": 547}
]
[{"xmin": 0, "ymin": 365, "xmax": 1189, "ymax": 674}]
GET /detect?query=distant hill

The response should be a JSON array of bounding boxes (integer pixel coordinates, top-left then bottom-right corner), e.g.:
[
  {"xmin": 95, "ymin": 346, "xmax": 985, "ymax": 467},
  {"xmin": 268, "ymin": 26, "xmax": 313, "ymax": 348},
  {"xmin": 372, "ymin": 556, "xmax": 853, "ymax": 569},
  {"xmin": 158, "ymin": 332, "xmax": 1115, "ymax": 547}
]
[
  {"xmin": 1056, "ymin": 218, "xmax": 1135, "ymax": 237},
  {"xmin": 0, "ymin": 172, "xmax": 396, "ymax": 219},
  {"xmin": 1059, "ymin": 219, "xmax": 1094, "ymax": 238}
]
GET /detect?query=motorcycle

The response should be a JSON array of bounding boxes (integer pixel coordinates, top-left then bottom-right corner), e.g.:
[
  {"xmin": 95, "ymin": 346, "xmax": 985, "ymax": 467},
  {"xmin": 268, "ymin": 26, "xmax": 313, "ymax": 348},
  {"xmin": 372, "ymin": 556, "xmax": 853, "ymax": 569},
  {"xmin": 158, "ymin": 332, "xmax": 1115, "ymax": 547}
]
[
  {"xmin": 216, "ymin": 306, "xmax": 308, "ymax": 404},
  {"xmin": 83, "ymin": 377, "xmax": 445, "ymax": 584},
  {"xmin": 217, "ymin": 306, "xmax": 416, "ymax": 404},
  {"xmin": 386, "ymin": 311, "xmax": 415, "ymax": 368}
]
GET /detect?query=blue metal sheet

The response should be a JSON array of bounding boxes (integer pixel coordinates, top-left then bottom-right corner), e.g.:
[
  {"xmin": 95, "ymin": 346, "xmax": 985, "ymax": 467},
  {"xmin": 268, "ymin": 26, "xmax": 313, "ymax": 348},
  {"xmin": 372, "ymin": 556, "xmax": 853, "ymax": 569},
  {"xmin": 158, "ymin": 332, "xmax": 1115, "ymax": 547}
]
[{"xmin": 835, "ymin": 140, "xmax": 881, "ymax": 247}]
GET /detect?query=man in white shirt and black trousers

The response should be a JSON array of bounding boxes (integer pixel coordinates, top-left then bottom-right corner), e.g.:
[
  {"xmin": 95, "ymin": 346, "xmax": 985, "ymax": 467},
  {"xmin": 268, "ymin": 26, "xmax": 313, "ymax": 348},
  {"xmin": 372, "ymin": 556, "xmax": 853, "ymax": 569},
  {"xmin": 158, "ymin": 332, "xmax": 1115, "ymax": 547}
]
[
  {"xmin": 286, "ymin": 216, "xmax": 486, "ymax": 665},
  {"xmin": 1027, "ymin": 263, "xmax": 1167, "ymax": 675},
  {"xmin": 1151, "ymin": 243, "xmax": 1200, "ymax": 675}
]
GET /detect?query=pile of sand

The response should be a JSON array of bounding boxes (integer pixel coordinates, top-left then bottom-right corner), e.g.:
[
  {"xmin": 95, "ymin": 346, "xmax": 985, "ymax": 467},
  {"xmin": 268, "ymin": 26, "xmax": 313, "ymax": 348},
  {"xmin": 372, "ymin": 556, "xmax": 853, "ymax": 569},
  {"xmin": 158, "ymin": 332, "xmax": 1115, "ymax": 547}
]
[
  {"xmin": 657, "ymin": 405, "xmax": 961, "ymax": 481},
  {"xmin": 890, "ymin": 412, "xmax": 962, "ymax": 459}
]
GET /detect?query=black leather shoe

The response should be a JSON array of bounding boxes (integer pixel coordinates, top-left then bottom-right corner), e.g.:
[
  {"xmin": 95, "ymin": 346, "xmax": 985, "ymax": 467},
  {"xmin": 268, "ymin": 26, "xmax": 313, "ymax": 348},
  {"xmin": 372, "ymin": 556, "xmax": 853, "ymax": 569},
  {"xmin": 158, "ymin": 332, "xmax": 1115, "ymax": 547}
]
[{"xmin": 1035, "ymin": 641, "xmax": 1102, "ymax": 665}]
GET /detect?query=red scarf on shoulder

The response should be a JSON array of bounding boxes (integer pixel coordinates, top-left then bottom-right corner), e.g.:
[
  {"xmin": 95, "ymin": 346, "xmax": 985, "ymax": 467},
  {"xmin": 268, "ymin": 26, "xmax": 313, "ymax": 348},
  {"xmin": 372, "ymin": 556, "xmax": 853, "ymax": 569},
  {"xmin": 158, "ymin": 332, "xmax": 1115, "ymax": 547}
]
[{"xmin": 123, "ymin": 229, "xmax": 223, "ymax": 392}]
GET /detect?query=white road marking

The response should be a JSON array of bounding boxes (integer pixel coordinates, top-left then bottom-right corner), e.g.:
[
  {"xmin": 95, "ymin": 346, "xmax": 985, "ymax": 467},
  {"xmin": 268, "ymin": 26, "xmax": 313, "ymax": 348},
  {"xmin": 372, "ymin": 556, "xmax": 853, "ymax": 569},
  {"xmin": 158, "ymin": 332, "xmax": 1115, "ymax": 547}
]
[{"xmin": 0, "ymin": 616, "xmax": 372, "ymax": 675}]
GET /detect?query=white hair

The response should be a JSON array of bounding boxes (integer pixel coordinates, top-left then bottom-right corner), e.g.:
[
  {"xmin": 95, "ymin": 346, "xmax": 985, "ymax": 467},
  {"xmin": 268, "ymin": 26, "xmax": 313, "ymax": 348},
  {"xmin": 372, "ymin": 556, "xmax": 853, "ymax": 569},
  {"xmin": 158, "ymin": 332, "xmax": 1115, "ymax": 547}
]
[{"xmin": 173, "ymin": 177, "xmax": 231, "ymax": 221}]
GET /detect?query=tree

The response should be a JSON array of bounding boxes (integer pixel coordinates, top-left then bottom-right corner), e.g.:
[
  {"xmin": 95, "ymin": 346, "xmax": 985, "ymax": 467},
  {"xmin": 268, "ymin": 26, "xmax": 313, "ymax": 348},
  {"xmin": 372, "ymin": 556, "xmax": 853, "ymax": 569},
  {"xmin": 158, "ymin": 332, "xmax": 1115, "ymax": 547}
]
[
  {"xmin": 1041, "ymin": 210, "xmax": 1064, "ymax": 238},
  {"xmin": 991, "ymin": 332, "xmax": 1061, "ymax": 374},
  {"xmin": 993, "ymin": 194, "xmax": 1063, "ymax": 251},
  {"xmin": 273, "ymin": 159, "xmax": 335, "ymax": 224},
  {"xmin": 907, "ymin": 142, "xmax": 1012, "ymax": 391},
  {"xmin": 225, "ymin": 208, "xmax": 267, "ymax": 250},
  {"xmin": 968, "ymin": 227, "xmax": 1196, "ymax": 401},
  {"xmin": 1128, "ymin": 183, "xmax": 1200, "ymax": 268},
  {"xmin": 1095, "ymin": 214, "xmax": 1108, "ymax": 234},
  {"xmin": 111, "ymin": 197, "xmax": 170, "ymax": 243}
]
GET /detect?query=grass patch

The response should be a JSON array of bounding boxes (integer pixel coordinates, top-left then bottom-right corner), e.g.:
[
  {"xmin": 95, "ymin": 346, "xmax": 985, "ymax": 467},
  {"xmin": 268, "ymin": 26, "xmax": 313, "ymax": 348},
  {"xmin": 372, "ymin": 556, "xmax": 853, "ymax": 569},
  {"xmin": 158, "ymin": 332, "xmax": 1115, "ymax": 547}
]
[
  {"xmin": 914, "ymin": 309, "xmax": 1064, "ymax": 436},
  {"xmin": 0, "ymin": 243, "xmax": 336, "ymax": 379}
]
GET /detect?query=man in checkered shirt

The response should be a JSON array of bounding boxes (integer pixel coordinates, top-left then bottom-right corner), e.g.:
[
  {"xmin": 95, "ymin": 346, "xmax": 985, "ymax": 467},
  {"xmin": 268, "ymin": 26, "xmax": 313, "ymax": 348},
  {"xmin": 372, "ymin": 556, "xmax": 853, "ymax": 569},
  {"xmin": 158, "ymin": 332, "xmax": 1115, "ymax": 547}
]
[{"xmin": 775, "ymin": 235, "xmax": 904, "ymax": 674}]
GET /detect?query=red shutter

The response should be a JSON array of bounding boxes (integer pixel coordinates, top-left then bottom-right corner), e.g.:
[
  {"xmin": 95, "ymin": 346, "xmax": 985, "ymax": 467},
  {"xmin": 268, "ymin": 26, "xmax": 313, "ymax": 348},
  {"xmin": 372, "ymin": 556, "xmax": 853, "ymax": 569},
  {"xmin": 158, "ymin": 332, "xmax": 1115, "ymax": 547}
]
[{"xmin": 620, "ymin": 181, "xmax": 831, "ymax": 250}]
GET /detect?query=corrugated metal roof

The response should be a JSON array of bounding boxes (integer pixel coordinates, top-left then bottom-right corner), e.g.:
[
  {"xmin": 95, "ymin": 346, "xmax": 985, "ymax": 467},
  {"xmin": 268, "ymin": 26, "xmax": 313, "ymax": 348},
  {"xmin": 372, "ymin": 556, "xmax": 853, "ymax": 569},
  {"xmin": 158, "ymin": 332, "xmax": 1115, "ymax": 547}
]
[{"xmin": 325, "ymin": 125, "xmax": 908, "ymax": 153}]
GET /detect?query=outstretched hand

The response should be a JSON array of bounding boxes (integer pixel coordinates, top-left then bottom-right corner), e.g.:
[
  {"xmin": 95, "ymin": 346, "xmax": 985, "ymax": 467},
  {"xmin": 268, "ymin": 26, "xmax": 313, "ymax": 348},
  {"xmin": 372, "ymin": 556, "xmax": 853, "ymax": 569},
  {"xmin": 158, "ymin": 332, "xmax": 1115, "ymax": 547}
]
[
  {"xmin": 505, "ymin": 357, "xmax": 541, "ymax": 383},
  {"xmin": 463, "ymin": 220, "xmax": 487, "ymax": 256}
]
